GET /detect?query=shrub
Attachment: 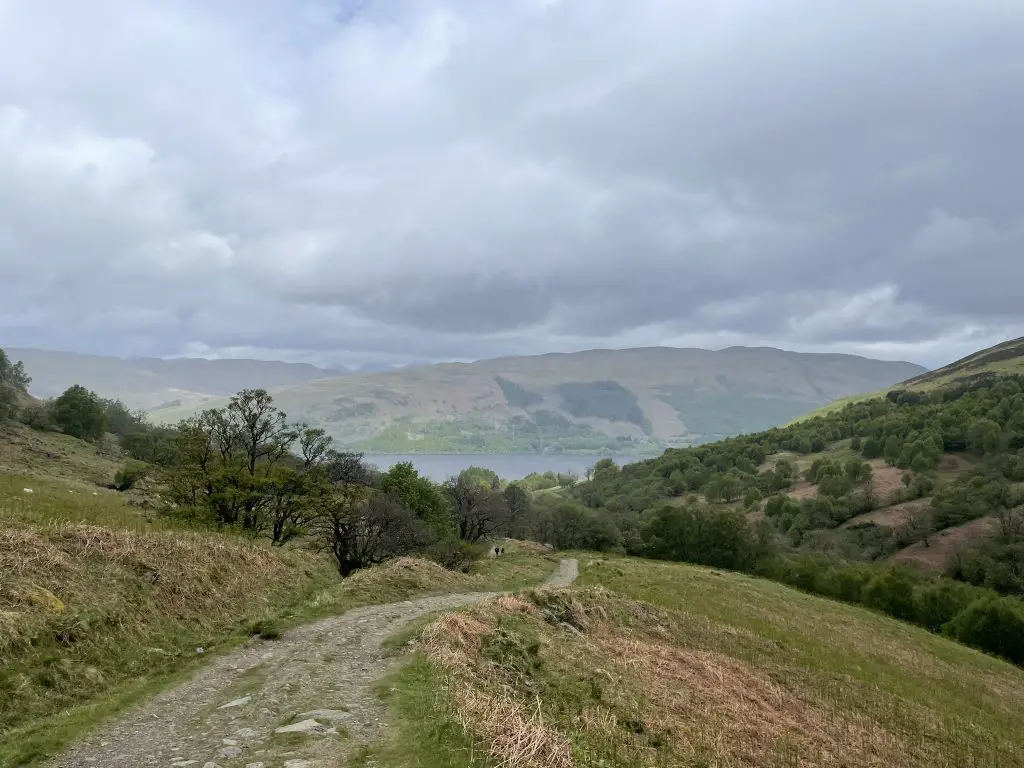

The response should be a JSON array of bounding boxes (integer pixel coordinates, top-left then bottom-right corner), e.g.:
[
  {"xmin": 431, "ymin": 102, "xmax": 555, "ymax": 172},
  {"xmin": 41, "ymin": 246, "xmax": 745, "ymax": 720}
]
[
  {"xmin": 249, "ymin": 619, "xmax": 282, "ymax": 640},
  {"xmin": 19, "ymin": 401, "xmax": 56, "ymax": 431},
  {"xmin": 114, "ymin": 461, "xmax": 148, "ymax": 492},
  {"xmin": 862, "ymin": 568, "xmax": 917, "ymax": 622},
  {"xmin": 914, "ymin": 581, "xmax": 976, "ymax": 632},
  {"xmin": 424, "ymin": 538, "xmax": 487, "ymax": 572},
  {"xmin": 945, "ymin": 596, "xmax": 1024, "ymax": 664}
]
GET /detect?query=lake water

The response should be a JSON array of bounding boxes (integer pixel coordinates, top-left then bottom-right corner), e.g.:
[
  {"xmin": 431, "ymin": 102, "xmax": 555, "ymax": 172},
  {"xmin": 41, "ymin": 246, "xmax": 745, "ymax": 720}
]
[{"xmin": 361, "ymin": 453, "xmax": 646, "ymax": 482}]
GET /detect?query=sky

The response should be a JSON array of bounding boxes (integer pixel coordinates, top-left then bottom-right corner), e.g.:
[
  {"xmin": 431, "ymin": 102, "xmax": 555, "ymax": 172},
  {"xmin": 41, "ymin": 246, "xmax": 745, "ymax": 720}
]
[{"xmin": 1, "ymin": 0, "xmax": 1023, "ymax": 370}]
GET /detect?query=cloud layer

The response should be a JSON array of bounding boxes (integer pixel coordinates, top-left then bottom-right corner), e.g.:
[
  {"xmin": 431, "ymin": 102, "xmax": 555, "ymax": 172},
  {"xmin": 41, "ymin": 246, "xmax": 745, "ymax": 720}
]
[{"xmin": 2, "ymin": 0, "xmax": 1023, "ymax": 368}]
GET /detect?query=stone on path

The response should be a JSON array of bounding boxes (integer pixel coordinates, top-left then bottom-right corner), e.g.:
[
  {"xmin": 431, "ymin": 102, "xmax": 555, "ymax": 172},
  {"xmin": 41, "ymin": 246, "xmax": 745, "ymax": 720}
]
[
  {"xmin": 217, "ymin": 696, "xmax": 251, "ymax": 709},
  {"xmin": 274, "ymin": 718, "xmax": 336, "ymax": 735},
  {"xmin": 220, "ymin": 745, "xmax": 243, "ymax": 758},
  {"xmin": 296, "ymin": 709, "xmax": 350, "ymax": 723}
]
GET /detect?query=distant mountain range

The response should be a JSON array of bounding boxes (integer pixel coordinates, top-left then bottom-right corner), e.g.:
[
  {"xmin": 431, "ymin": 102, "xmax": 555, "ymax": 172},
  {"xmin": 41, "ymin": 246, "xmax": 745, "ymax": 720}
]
[
  {"xmin": 7, "ymin": 348, "xmax": 351, "ymax": 412},
  {"xmin": 128, "ymin": 346, "xmax": 924, "ymax": 454},
  {"xmin": 8, "ymin": 345, "xmax": 926, "ymax": 454}
]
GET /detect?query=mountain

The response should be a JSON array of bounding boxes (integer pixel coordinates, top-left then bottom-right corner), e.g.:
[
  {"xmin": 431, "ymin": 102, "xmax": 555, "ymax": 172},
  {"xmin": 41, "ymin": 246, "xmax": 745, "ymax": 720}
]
[
  {"xmin": 148, "ymin": 346, "xmax": 925, "ymax": 453},
  {"xmin": 7, "ymin": 348, "xmax": 349, "ymax": 412}
]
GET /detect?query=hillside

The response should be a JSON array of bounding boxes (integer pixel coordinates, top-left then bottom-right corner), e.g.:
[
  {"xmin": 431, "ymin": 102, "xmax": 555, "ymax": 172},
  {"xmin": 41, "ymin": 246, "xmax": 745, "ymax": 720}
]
[
  {"xmin": 0, "ymin": 404, "xmax": 557, "ymax": 765},
  {"xmin": 902, "ymin": 335, "xmax": 1024, "ymax": 389},
  {"xmin": 795, "ymin": 335, "xmax": 1024, "ymax": 422},
  {"xmin": 373, "ymin": 557, "xmax": 1024, "ymax": 767},
  {"xmin": 150, "ymin": 346, "xmax": 924, "ymax": 454},
  {"xmin": 7, "ymin": 347, "xmax": 349, "ymax": 412}
]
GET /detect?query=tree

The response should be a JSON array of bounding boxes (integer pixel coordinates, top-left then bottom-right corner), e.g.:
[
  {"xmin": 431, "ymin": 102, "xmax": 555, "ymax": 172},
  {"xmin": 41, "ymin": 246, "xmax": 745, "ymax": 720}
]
[
  {"xmin": 0, "ymin": 348, "xmax": 31, "ymax": 391},
  {"xmin": 444, "ymin": 471, "xmax": 509, "ymax": 542},
  {"xmin": 52, "ymin": 385, "xmax": 106, "ymax": 441},
  {"xmin": 313, "ymin": 487, "xmax": 428, "ymax": 576},
  {"xmin": 378, "ymin": 462, "xmax": 452, "ymax": 537},
  {"xmin": 967, "ymin": 418, "xmax": 1004, "ymax": 456},
  {"xmin": 502, "ymin": 482, "xmax": 533, "ymax": 537}
]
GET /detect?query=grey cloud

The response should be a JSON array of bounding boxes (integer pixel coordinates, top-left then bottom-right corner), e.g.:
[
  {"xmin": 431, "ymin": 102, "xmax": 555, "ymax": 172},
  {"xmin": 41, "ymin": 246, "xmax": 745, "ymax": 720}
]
[{"xmin": 1, "ymin": 0, "xmax": 1023, "ymax": 370}]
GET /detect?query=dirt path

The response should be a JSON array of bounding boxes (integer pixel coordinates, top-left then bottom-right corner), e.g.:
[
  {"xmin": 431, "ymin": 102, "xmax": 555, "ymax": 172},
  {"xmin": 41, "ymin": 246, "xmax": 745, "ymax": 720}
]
[{"xmin": 53, "ymin": 558, "xmax": 578, "ymax": 768}]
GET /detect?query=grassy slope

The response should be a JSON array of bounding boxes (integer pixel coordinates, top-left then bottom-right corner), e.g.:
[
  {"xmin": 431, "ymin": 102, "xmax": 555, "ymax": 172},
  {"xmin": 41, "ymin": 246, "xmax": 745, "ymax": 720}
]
[
  {"xmin": 795, "ymin": 335, "xmax": 1024, "ymax": 423},
  {"xmin": 149, "ymin": 347, "xmax": 923, "ymax": 451},
  {"xmin": 368, "ymin": 556, "xmax": 1024, "ymax": 768},
  {"xmin": 0, "ymin": 425, "xmax": 557, "ymax": 766}
]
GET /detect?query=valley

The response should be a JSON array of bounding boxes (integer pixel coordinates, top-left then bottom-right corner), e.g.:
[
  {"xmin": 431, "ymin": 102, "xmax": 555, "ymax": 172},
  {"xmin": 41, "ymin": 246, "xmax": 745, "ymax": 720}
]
[{"xmin": 1, "ymin": 338, "xmax": 1022, "ymax": 767}]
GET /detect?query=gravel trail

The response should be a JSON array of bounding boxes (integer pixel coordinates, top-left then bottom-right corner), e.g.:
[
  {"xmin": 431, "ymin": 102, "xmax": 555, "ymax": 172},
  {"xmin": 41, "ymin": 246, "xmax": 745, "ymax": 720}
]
[{"xmin": 52, "ymin": 558, "xmax": 578, "ymax": 768}]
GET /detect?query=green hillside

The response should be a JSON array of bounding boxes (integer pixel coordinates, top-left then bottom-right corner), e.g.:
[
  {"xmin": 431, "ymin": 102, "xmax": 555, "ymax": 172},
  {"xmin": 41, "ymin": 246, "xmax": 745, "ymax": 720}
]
[
  {"xmin": 372, "ymin": 557, "xmax": 1023, "ymax": 767},
  {"xmin": 902, "ymin": 336, "xmax": 1024, "ymax": 389},
  {"xmin": 150, "ymin": 346, "xmax": 924, "ymax": 454},
  {"xmin": 795, "ymin": 335, "xmax": 1024, "ymax": 422}
]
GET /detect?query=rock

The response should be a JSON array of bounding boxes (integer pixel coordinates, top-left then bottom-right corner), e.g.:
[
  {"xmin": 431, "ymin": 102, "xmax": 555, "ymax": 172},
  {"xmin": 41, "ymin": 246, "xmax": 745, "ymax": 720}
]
[
  {"xmin": 220, "ymin": 746, "xmax": 242, "ymax": 759},
  {"xmin": 202, "ymin": 763, "xmax": 222, "ymax": 768},
  {"xmin": 221, "ymin": 738, "xmax": 239, "ymax": 747},
  {"xmin": 274, "ymin": 718, "xmax": 336, "ymax": 735},
  {"xmin": 234, "ymin": 727, "xmax": 260, "ymax": 739},
  {"xmin": 244, "ymin": 764, "xmax": 266, "ymax": 768},
  {"xmin": 171, "ymin": 762, "xmax": 198, "ymax": 767},
  {"xmin": 283, "ymin": 761, "xmax": 312, "ymax": 768},
  {"xmin": 296, "ymin": 709, "xmax": 350, "ymax": 723},
  {"xmin": 217, "ymin": 696, "xmax": 251, "ymax": 709}
]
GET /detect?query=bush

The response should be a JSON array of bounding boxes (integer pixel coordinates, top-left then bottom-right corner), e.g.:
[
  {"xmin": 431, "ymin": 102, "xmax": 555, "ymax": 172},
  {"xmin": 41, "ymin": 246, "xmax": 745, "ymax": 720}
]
[
  {"xmin": 114, "ymin": 461, "xmax": 148, "ymax": 492},
  {"xmin": 862, "ymin": 568, "xmax": 917, "ymax": 622},
  {"xmin": 52, "ymin": 385, "xmax": 107, "ymax": 441},
  {"xmin": 423, "ymin": 538, "xmax": 487, "ymax": 572},
  {"xmin": 914, "ymin": 580, "xmax": 976, "ymax": 632},
  {"xmin": 249, "ymin": 619, "xmax": 282, "ymax": 640},
  {"xmin": 19, "ymin": 401, "xmax": 56, "ymax": 431},
  {"xmin": 945, "ymin": 596, "xmax": 1024, "ymax": 664}
]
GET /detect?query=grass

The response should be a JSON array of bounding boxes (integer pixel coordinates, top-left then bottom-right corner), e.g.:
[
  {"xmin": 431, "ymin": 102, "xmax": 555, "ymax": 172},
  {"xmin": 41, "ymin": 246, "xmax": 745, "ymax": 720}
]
[
  {"xmin": 372, "ymin": 555, "xmax": 1024, "ymax": 768},
  {"xmin": 349, "ymin": 657, "xmax": 484, "ymax": 768},
  {"xmin": 0, "ymin": 445, "xmax": 557, "ymax": 768}
]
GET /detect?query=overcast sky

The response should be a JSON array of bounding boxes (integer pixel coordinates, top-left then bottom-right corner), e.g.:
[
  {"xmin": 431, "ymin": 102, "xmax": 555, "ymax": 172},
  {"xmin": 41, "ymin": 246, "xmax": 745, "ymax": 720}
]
[{"xmin": 1, "ymin": 0, "xmax": 1022, "ymax": 370}]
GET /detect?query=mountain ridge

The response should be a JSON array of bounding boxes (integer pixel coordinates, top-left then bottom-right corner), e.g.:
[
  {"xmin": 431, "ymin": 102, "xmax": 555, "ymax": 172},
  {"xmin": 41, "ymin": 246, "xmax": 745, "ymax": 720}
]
[{"xmin": 147, "ymin": 346, "xmax": 925, "ymax": 453}]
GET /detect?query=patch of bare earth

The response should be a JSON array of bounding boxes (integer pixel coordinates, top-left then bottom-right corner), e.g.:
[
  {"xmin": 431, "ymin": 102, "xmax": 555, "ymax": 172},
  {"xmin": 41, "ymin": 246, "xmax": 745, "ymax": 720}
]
[
  {"xmin": 787, "ymin": 481, "xmax": 819, "ymax": 500},
  {"xmin": 866, "ymin": 459, "xmax": 907, "ymax": 500},
  {"xmin": 889, "ymin": 517, "xmax": 999, "ymax": 571},
  {"xmin": 840, "ymin": 498, "xmax": 933, "ymax": 530}
]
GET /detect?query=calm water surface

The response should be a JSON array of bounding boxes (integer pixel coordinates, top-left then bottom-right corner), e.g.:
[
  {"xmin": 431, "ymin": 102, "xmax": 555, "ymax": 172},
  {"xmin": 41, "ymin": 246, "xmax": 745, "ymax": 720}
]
[{"xmin": 362, "ymin": 453, "xmax": 645, "ymax": 482}]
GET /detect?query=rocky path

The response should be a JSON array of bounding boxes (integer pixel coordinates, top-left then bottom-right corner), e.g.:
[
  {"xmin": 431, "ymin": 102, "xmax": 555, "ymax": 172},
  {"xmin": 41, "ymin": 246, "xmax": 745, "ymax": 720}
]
[{"xmin": 53, "ymin": 558, "xmax": 578, "ymax": 768}]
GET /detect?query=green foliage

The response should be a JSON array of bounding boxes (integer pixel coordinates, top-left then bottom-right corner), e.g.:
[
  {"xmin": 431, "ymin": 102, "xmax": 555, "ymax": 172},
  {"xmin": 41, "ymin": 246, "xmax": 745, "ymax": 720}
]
[
  {"xmin": 422, "ymin": 538, "xmax": 487, "ymax": 572},
  {"xmin": 379, "ymin": 462, "xmax": 454, "ymax": 538},
  {"xmin": 642, "ymin": 503, "xmax": 767, "ymax": 571},
  {"xmin": 494, "ymin": 375, "xmax": 542, "ymax": 408},
  {"xmin": 945, "ymin": 596, "xmax": 1024, "ymax": 664},
  {"xmin": 114, "ymin": 461, "xmax": 148, "ymax": 492},
  {"xmin": 556, "ymin": 380, "xmax": 647, "ymax": 429},
  {"xmin": 52, "ymin": 385, "xmax": 107, "ymax": 441},
  {"xmin": 0, "ymin": 347, "xmax": 31, "ymax": 393}
]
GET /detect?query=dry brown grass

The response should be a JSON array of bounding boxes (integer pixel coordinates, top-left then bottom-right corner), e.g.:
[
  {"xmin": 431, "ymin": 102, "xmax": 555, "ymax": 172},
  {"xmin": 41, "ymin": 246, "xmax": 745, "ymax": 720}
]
[
  {"xmin": 591, "ymin": 634, "xmax": 906, "ymax": 767},
  {"xmin": 417, "ymin": 584, "xmax": 1018, "ymax": 768},
  {"xmin": 447, "ymin": 685, "xmax": 575, "ymax": 768},
  {"xmin": 0, "ymin": 522, "xmax": 323, "ymax": 661},
  {"xmin": 840, "ymin": 498, "xmax": 932, "ymax": 530},
  {"xmin": 889, "ymin": 517, "xmax": 999, "ymax": 571}
]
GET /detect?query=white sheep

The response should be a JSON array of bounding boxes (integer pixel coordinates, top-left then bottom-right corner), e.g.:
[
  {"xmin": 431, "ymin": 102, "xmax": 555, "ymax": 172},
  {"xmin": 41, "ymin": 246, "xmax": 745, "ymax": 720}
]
[{"xmin": 22, "ymin": 488, "xmax": 34, "ymax": 494}]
